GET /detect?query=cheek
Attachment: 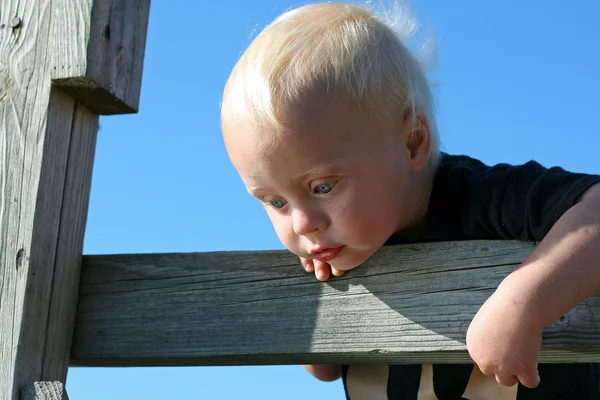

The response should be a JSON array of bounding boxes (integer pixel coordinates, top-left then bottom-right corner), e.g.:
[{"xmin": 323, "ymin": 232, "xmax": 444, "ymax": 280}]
[
  {"xmin": 350, "ymin": 199, "xmax": 394, "ymax": 234},
  {"xmin": 336, "ymin": 177, "xmax": 405, "ymax": 238},
  {"xmin": 266, "ymin": 212, "xmax": 298, "ymax": 249}
]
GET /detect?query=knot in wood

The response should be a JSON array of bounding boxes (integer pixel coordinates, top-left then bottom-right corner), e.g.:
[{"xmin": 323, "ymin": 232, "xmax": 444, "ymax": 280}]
[
  {"xmin": 15, "ymin": 248, "xmax": 25, "ymax": 271},
  {"xmin": 369, "ymin": 349, "xmax": 388, "ymax": 355},
  {"xmin": 0, "ymin": 63, "xmax": 13, "ymax": 103}
]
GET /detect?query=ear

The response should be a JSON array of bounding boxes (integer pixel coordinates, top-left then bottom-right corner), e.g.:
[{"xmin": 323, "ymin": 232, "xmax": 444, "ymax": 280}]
[{"xmin": 400, "ymin": 111, "xmax": 431, "ymax": 174}]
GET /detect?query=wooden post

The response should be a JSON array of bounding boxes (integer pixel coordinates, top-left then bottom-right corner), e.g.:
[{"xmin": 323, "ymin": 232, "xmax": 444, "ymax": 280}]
[
  {"xmin": 0, "ymin": 1, "xmax": 150, "ymax": 399},
  {"xmin": 21, "ymin": 382, "xmax": 68, "ymax": 400}
]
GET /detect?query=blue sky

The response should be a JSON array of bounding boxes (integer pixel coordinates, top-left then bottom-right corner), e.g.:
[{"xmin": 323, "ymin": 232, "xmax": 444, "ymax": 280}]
[{"xmin": 66, "ymin": 0, "xmax": 599, "ymax": 398}]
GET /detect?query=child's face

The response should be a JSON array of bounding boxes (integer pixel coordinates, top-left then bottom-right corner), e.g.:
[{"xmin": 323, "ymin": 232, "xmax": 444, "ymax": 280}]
[{"xmin": 224, "ymin": 93, "xmax": 424, "ymax": 271}]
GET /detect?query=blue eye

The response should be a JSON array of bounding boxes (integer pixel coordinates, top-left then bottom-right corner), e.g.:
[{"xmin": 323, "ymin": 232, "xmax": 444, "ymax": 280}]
[
  {"xmin": 314, "ymin": 182, "xmax": 336, "ymax": 194},
  {"xmin": 269, "ymin": 199, "xmax": 287, "ymax": 209}
]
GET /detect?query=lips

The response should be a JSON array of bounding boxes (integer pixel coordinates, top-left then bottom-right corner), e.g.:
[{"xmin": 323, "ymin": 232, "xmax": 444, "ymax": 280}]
[{"xmin": 310, "ymin": 246, "xmax": 344, "ymax": 262}]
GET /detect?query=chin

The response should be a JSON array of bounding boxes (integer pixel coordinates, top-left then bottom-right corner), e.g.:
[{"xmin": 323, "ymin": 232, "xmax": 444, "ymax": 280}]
[
  {"xmin": 330, "ymin": 262, "xmax": 360, "ymax": 271},
  {"xmin": 331, "ymin": 252, "xmax": 371, "ymax": 271}
]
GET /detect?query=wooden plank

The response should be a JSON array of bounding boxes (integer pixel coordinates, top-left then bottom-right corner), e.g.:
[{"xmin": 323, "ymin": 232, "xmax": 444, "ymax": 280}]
[
  {"xmin": 0, "ymin": 1, "xmax": 71, "ymax": 395},
  {"xmin": 41, "ymin": 102, "xmax": 98, "ymax": 384},
  {"xmin": 0, "ymin": 1, "xmax": 150, "ymax": 399},
  {"xmin": 21, "ymin": 382, "xmax": 68, "ymax": 400},
  {"xmin": 70, "ymin": 240, "xmax": 600, "ymax": 366},
  {"xmin": 51, "ymin": 0, "xmax": 151, "ymax": 115}
]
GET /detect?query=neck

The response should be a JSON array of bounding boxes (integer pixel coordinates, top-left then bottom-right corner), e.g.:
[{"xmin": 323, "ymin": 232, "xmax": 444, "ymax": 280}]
[{"xmin": 393, "ymin": 166, "xmax": 437, "ymax": 241}]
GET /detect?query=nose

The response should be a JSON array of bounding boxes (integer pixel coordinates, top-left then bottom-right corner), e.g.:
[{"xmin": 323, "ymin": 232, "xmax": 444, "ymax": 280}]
[{"xmin": 292, "ymin": 206, "xmax": 328, "ymax": 236}]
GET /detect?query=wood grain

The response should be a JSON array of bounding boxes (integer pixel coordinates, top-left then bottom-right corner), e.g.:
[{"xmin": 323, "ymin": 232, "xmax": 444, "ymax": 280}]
[
  {"xmin": 21, "ymin": 382, "xmax": 69, "ymax": 400},
  {"xmin": 1, "ymin": 2, "xmax": 67, "ymax": 397},
  {"xmin": 1, "ymin": 0, "xmax": 149, "ymax": 398},
  {"xmin": 71, "ymin": 240, "xmax": 600, "ymax": 367},
  {"xmin": 51, "ymin": 0, "xmax": 151, "ymax": 114},
  {"xmin": 42, "ymin": 101, "xmax": 98, "ymax": 384}
]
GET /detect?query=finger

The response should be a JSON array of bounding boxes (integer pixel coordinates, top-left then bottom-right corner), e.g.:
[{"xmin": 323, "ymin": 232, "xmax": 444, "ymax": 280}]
[
  {"xmin": 314, "ymin": 260, "xmax": 331, "ymax": 281},
  {"xmin": 300, "ymin": 257, "xmax": 314, "ymax": 273},
  {"xmin": 494, "ymin": 374, "xmax": 519, "ymax": 387},
  {"xmin": 331, "ymin": 267, "xmax": 345, "ymax": 277},
  {"xmin": 517, "ymin": 369, "xmax": 541, "ymax": 389},
  {"xmin": 477, "ymin": 365, "xmax": 494, "ymax": 379}
]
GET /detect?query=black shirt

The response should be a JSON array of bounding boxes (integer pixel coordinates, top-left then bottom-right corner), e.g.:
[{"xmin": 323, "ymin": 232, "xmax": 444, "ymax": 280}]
[{"xmin": 342, "ymin": 153, "xmax": 600, "ymax": 400}]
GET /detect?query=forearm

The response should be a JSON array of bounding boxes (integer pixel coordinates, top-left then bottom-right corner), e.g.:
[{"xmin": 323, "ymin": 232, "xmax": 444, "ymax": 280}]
[{"xmin": 497, "ymin": 184, "xmax": 600, "ymax": 329}]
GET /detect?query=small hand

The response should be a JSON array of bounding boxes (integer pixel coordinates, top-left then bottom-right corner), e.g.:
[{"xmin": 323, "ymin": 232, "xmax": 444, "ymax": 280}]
[
  {"xmin": 466, "ymin": 290, "xmax": 543, "ymax": 388},
  {"xmin": 300, "ymin": 257, "xmax": 345, "ymax": 281}
]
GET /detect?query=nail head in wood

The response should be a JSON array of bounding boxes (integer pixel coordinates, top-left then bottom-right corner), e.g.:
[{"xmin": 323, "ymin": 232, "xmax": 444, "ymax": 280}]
[{"xmin": 10, "ymin": 17, "xmax": 21, "ymax": 28}]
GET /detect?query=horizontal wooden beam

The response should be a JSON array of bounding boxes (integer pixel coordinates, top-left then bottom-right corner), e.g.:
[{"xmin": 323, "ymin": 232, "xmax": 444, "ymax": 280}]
[{"xmin": 70, "ymin": 240, "xmax": 600, "ymax": 367}]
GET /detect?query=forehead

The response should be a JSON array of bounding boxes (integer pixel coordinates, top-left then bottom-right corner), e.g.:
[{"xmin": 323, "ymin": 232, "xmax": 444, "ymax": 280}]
[
  {"xmin": 224, "ymin": 124, "xmax": 346, "ymax": 187},
  {"xmin": 226, "ymin": 90, "xmax": 375, "ymax": 148},
  {"xmin": 223, "ymin": 95, "xmax": 379, "ymax": 186}
]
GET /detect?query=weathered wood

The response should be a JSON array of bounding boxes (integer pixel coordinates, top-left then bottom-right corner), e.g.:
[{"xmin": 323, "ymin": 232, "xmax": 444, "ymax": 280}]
[
  {"xmin": 51, "ymin": 0, "xmax": 151, "ymax": 115},
  {"xmin": 21, "ymin": 382, "xmax": 68, "ymax": 400},
  {"xmin": 71, "ymin": 240, "xmax": 600, "ymax": 367},
  {"xmin": 42, "ymin": 102, "xmax": 98, "ymax": 384},
  {"xmin": 0, "ymin": 1, "xmax": 149, "ymax": 399},
  {"xmin": 0, "ymin": 4, "xmax": 73, "ymax": 394}
]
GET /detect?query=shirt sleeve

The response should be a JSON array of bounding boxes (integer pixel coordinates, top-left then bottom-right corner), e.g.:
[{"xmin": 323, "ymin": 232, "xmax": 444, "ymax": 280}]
[{"xmin": 438, "ymin": 154, "xmax": 600, "ymax": 242}]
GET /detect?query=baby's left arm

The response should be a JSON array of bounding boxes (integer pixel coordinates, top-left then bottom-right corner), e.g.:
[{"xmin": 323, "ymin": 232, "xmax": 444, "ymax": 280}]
[{"xmin": 466, "ymin": 183, "xmax": 600, "ymax": 388}]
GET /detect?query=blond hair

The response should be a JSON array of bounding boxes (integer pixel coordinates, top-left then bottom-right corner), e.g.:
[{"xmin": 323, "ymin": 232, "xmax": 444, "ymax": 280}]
[{"xmin": 221, "ymin": 1, "xmax": 440, "ymax": 167}]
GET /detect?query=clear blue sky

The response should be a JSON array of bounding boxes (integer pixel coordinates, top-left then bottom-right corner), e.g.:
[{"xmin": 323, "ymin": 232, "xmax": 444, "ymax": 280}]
[{"xmin": 66, "ymin": 0, "xmax": 599, "ymax": 398}]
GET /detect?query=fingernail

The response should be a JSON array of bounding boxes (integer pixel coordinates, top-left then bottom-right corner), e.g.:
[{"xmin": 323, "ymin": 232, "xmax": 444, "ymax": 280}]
[{"xmin": 316, "ymin": 270, "xmax": 324, "ymax": 280}]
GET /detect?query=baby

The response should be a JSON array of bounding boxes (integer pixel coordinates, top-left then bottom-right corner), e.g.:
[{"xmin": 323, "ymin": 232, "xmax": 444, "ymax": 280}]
[{"xmin": 220, "ymin": 2, "xmax": 600, "ymax": 398}]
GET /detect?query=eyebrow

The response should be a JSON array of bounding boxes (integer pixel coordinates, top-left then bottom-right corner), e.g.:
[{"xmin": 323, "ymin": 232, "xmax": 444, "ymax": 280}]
[
  {"xmin": 247, "ymin": 161, "xmax": 339, "ymax": 194},
  {"xmin": 292, "ymin": 161, "xmax": 338, "ymax": 182}
]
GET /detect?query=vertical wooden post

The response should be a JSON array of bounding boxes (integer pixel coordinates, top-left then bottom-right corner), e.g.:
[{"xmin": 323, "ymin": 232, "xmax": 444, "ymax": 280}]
[{"xmin": 0, "ymin": 1, "xmax": 150, "ymax": 399}]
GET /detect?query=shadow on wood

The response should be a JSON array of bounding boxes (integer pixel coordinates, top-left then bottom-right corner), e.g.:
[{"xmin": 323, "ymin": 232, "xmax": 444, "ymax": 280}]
[{"xmin": 70, "ymin": 240, "xmax": 600, "ymax": 367}]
